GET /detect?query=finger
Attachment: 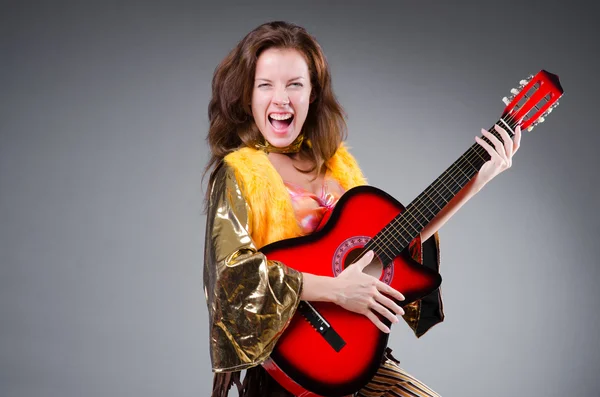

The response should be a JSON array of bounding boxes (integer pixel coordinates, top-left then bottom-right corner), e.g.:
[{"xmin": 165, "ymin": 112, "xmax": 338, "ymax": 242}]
[
  {"xmin": 513, "ymin": 125, "xmax": 522, "ymax": 154},
  {"xmin": 375, "ymin": 292, "xmax": 405, "ymax": 316},
  {"xmin": 377, "ymin": 280, "xmax": 405, "ymax": 301},
  {"xmin": 493, "ymin": 124, "xmax": 514, "ymax": 157},
  {"xmin": 366, "ymin": 310, "xmax": 391, "ymax": 333},
  {"xmin": 370, "ymin": 300, "xmax": 400, "ymax": 325},
  {"xmin": 356, "ymin": 250, "xmax": 375, "ymax": 271},
  {"xmin": 475, "ymin": 136, "xmax": 505, "ymax": 166},
  {"xmin": 481, "ymin": 128, "xmax": 508, "ymax": 159}
]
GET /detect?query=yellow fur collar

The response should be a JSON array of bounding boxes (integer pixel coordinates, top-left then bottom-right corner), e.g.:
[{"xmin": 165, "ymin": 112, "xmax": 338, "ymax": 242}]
[{"xmin": 223, "ymin": 144, "xmax": 367, "ymax": 248}]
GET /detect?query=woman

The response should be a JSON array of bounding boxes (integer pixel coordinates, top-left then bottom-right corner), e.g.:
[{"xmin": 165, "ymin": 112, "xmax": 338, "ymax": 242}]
[{"xmin": 203, "ymin": 21, "xmax": 520, "ymax": 397}]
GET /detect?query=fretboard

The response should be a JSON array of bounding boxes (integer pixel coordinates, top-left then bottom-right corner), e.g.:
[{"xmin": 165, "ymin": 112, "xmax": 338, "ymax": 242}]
[{"xmin": 364, "ymin": 116, "xmax": 518, "ymax": 265}]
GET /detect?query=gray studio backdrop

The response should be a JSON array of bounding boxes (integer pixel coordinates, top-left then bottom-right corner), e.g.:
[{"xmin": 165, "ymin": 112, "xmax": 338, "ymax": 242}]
[{"xmin": 1, "ymin": 1, "xmax": 598, "ymax": 396}]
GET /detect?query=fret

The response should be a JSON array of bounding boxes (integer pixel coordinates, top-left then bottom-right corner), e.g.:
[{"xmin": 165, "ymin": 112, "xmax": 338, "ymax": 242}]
[{"xmin": 372, "ymin": 117, "xmax": 517, "ymax": 260}]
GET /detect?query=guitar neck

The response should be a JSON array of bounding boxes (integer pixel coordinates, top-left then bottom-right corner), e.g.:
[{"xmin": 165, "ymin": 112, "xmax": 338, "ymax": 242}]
[
  {"xmin": 363, "ymin": 69, "xmax": 563, "ymax": 265},
  {"xmin": 366, "ymin": 116, "xmax": 518, "ymax": 264}
]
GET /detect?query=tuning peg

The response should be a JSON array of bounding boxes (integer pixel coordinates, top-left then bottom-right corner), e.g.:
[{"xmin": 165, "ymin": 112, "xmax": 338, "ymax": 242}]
[
  {"xmin": 502, "ymin": 96, "xmax": 511, "ymax": 105},
  {"xmin": 546, "ymin": 107, "xmax": 553, "ymax": 114},
  {"xmin": 527, "ymin": 120, "xmax": 539, "ymax": 132},
  {"xmin": 519, "ymin": 79, "xmax": 529, "ymax": 86},
  {"xmin": 538, "ymin": 116, "xmax": 545, "ymax": 123},
  {"xmin": 510, "ymin": 88, "xmax": 520, "ymax": 95}
]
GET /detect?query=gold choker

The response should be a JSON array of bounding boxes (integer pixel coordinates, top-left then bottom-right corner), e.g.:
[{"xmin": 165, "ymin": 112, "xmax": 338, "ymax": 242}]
[{"xmin": 255, "ymin": 134, "xmax": 305, "ymax": 154}]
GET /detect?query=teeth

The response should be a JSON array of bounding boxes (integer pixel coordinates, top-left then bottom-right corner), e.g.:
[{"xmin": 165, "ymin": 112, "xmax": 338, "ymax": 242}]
[{"xmin": 270, "ymin": 113, "xmax": 293, "ymax": 120}]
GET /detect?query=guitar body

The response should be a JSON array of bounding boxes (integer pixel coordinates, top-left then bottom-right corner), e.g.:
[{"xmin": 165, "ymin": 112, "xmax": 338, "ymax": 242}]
[{"xmin": 261, "ymin": 185, "xmax": 442, "ymax": 397}]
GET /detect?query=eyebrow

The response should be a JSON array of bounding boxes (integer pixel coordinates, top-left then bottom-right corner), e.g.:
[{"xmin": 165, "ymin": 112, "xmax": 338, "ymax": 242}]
[{"xmin": 255, "ymin": 77, "xmax": 305, "ymax": 82}]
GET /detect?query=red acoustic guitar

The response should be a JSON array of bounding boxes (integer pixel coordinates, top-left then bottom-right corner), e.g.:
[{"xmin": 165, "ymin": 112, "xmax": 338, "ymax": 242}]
[{"xmin": 261, "ymin": 70, "xmax": 564, "ymax": 397}]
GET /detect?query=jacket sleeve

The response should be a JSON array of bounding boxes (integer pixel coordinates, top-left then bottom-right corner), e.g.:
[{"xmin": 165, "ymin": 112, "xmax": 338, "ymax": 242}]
[
  {"xmin": 203, "ymin": 162, "xmax": 303, "ymax": 372},
  {"xmin": 401, "ymin": 232, "xmax": 445, "ymax": 337}
]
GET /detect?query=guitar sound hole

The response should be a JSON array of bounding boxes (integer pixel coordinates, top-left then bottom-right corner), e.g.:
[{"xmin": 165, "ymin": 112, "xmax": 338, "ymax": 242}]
[{"xmin": 343, "ymin": 248, "xmax": 383, "ymax": 279}]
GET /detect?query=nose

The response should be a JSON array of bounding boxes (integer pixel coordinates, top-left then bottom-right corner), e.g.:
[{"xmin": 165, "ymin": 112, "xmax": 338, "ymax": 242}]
[{"xmin": 272, "ymin": 86, "xmax": 290, "ymax": 107}]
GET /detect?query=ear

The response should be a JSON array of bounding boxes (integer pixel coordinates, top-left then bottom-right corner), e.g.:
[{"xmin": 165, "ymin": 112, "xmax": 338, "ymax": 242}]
[{"xmin": 309, "ymin": 91, "xmax": 316, "ymax": 103}]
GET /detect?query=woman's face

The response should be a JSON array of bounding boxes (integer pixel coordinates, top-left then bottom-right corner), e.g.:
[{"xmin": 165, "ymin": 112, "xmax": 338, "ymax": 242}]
[{"xmin": 251, "ymin": 47, "xmax": 312, "ymax": 148}]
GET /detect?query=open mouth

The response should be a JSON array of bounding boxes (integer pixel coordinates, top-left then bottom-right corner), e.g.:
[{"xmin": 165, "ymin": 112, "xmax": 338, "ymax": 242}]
[{"xmin": 268, "ymin": 114, "xmax": 294, "ymax": 131}]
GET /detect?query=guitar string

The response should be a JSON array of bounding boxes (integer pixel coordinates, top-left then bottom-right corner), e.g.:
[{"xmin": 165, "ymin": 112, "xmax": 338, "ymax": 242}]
[
  {"xmin": 349, "ymin": 111, "xmax": 520, "ymax": 267},
  {"xmin": 351, "ymin": 81, "xmax": 554, "ymax": 265},
  {"xmin": 392, "ymin": 95, "xmax": 541, "ymax": 247},
  {"xmin": 363, "ymin": 111, "xmax": 523, "ymax": 264},
  {"xmin": 369, "ymin": 113, "xmax": 519, "ymax": 262},
  {"xmin": 396, "ymin": 84, "xmax": 558, "ymax": 244}
]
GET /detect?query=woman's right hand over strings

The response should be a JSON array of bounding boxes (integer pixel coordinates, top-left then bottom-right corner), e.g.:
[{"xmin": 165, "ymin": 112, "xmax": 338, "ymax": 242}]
[
  {"xmin": 300, "ymin": 250, "xmax": 405, "ymax": 334},
  {"xmin": 332, "ymin": 250, "xmax": 405, "ymax": 333}
]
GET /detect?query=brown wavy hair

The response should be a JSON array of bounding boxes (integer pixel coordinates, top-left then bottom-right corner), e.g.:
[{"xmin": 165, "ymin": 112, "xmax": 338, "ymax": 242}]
[{"xmin": 204, "ymin": 21, "xmax": 347, "ymax": 186}]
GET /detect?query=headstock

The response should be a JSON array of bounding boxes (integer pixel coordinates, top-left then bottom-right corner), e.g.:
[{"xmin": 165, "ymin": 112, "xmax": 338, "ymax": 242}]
[{"xmin": 501, "ymin": 70, "xmax": 564, "ymax": 131}]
